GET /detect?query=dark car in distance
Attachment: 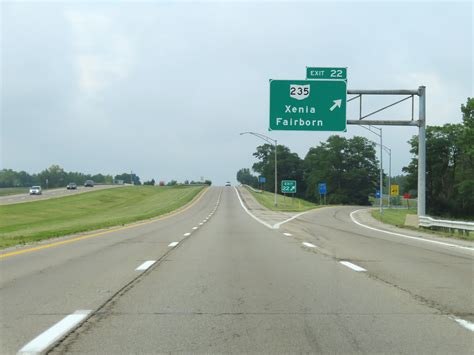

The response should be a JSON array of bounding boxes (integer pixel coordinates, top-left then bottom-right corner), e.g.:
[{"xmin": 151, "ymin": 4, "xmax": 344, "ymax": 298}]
[
  {"xmin": 84, "ymin": 180, "xmax": 94, "ymax": 187},
  {"xmin": 67, "ymin": 183, "xmax": 77, "ymax": 190}
]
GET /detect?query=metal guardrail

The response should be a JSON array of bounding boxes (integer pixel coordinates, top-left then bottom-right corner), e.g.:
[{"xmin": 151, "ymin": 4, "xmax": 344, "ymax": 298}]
[{"xmin": 419, "ymin": 216, "xmax": 474, "ymax": 234}]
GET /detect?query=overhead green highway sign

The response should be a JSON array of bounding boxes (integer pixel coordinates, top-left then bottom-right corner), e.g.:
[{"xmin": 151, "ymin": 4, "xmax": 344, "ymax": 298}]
[
  {"xmin": 281, "ymin": 180, "xmax": 297, "ymax": 194},
  {"xmin": 306, "ymin": 67, "xmax": 347, "ymax": 80},
  {"xmin": 269, "ymin": 80, "xmax": 347, "ymax": 131}
]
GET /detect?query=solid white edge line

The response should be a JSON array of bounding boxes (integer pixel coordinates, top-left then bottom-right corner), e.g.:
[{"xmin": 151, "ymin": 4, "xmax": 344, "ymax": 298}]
[
  {"xmin": 273, "ymin": 210, "xmax": 313, "ymax": 228},
  {"xmin": 135, "ymin": 260, "xmax": 156, "ymax": 270},
  {"xmin": 350, "ymin": 209, "xmax": 474, "ymax": 251},
  {"xmin": 340, "ymin": 261, "xmax": 366, "ymax": 272},
  {"xmin": 453, "ymin": 318, "xmax": 474, "ymax": 332},
  {"xmin": 183, "ymin": 233, "xmax": 191, "ymax": 237},
  {"xmin": 18, "ymin": 310, "xmax": 91, "ymax": 354},
  {"xmin": 234, "ymin": 187, "xmax": 274, "ymax": 229},
  {"xmin": 303, "ymin": 242, "xmax": 316, "ymax": 248},
  {"xmin": 283, "ymin": 233, "xmax": 293, "ymax": 236},
  {"xmin": 168, "ymin": 241, "xmax": 179, "ymax": 247}
]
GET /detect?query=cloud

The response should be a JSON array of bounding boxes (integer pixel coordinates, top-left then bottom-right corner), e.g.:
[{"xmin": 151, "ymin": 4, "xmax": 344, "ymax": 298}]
[{"xmin": 65, "ymin": 10, "xmax": 133, "ymax": 94}]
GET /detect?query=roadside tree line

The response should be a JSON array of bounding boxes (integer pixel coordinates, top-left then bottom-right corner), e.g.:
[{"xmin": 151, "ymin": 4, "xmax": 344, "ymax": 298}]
[
  {"xmin": 403, "ymin": 98, "xmax": 473, "ymax": 218},
  {"xmin": 237, "ymin": 98, "xmax": 473, "ymax": 218},
  {"xmin": 237, "ymin": 135, "xmax": 380, "ymax": 206},
  {"xmin": 0, "ymin": 165, "xmax": 141, "ymax": 188}
]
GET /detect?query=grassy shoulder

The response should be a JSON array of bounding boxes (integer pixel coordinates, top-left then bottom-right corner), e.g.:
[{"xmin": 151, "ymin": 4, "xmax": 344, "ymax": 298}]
[
  {"xmin": 0, "ymin": 187, "xmax": 29, "ymax": 196},
  {"xmin": 246, "ymin": 187, "xmax": 320, "ymax": 212},
  {"xmin": 370, "ymin": 208, "xmax": 473, "ymax": 241},
  {"xmin": 0, "ymin": 185, "xmax": 205, "ymax": 249}
]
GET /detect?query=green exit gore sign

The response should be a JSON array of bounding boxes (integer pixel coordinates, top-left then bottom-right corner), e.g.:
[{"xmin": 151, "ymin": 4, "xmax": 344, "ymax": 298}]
[
  {"xmin": 269, "ymin": 80, "xmax": 347, "ymax": 131},
  {"xmin": 306, "ymin": 67, "xmax": 347, "ymax": 80},
  {"xmin": 281, "ymin": 180, "xmax": 297, "ymax": 193}
]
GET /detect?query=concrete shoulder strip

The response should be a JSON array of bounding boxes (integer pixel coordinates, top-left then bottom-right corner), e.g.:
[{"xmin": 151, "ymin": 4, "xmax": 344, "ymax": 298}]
[{"xmin": 350, "ymin": 209, "xmax": 474, "ymax": 252}]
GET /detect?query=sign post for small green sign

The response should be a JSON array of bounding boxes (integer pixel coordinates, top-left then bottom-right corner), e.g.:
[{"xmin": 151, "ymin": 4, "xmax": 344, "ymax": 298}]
[
  {"xmin": 269, "ymin": 80, "xmax": 347, "ymax": 132},
  {"xmin": 306, "ymin": 67, "xmax": 347, "ymax": 80}
]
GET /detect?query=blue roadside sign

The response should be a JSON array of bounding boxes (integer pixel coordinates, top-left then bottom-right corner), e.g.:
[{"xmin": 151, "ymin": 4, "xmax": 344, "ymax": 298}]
[
  {"xmin": 318, "ymin": 183, "xmax": 327, "ymax": 195},
  {"xmin": 259, "ymin": 176, "xmax": 266, "ymax": 183},
  {"xmin": 375, "ymin": 190, "xmax": 381, "ymax": 198}
]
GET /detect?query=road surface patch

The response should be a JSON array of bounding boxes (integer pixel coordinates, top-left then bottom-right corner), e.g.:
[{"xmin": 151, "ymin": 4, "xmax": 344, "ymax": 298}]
[
  {"xmin": 135, "ymin": 260, "xmax": 156, "ymax": 271},
  {"xmin": 18, "ymin": 310, "xmax": 91, "ymax": 354},
  {"xmin": 302, "ymin": 242, "xmax": 316, "ymax": 248},
  {"xmin": 339, "ymin": 261, "xmax": 366, "ymax": 272},
  {"xmin": 350, "ymin": 209, "xmax": 474, "ymax": 251}
]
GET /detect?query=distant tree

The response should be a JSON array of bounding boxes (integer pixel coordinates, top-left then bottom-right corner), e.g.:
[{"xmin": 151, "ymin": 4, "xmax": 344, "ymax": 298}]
[
  {"xmin": 236, "ymin": 168, "xmax": 258, "ymax": 187},
  {"xmin": 252, "ymin": 144, "xmax": 304, "ymax": 196},
  {"xmin": 37, "ymin": 165, "xmax": 67, "ymax": 188},
  {"xmin": 403, "ymin": 97, "xmax": 474, "ymax": 218},
  {"xmin": 167, "ymin": 180, "xmax": 177, "ymax": 186},
  {"xmin": 303, "ymin": 136, "xmax": 379, "ymax": 205},
  {"xmin": 143, "ymin": 179, "xmax": 156, "ymax": 186},
  {"xmin": 204, "ymin": 180, "xmax": 212, "ymax": 185}
]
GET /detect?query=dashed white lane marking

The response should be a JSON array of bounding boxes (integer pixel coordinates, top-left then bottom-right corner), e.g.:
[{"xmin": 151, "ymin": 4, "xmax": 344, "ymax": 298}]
[
  {"xmin": 192, "ymin": 227, "xmax": 198, "ymax": 230},
  {"xmin": 18, "ymin": 310, "xmax": 91, "ymax": 354},
  {"xmin": 168, "ymin": 242, "xmax": 179, "ymax": 247},
  {"xmin": 350, "ymin": 209, "xmax": 474, "ymax": 251},
  {"xmin": 453, "ymin": 318, "xmax": 474, "ymax": 332},
  {"xmin": 340, "ymin": 261, "xmax": 366, "ymax": 272},
  {"xmin": 199, "ymin": 223, "xmax": 203, "ymax": 225},
  {"xmin": 183, "ymin": 233, "xmax": 191, "ymax": 237},
  {"xmin": 303, "ymin": 242, "xmax": 316, "ymax": 248},
  {"xmin": 136, "ymin": 260, "xmax": 156, "ymax": 270},
  {"xmin": 283, "ymin": 233, "xmax": 293, "ymax": 236}
]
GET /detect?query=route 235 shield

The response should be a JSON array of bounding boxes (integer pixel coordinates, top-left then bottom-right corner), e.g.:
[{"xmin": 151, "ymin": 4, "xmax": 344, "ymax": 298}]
[{"xmin": 289, "ymin": 84, "xmax": 310, "ymax": 100}]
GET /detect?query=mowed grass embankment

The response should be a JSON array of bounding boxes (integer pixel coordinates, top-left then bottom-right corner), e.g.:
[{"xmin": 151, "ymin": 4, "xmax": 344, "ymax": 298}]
[
  {"xmin": 371, "ymin": 208, "xmax": 473, "ymax": 241},
  {"xmin": 246, "ymin": 186, "xmax": 320, "ymax": 212},
  {"xmin": 0, "ymin": 187, "xmax": 29, "ymax": 196},
  {"xmin": 371, "ymin": 208, "xmax": 416, "ymax": 227},
  {"xmin": 0, "ymin": 185, "xmax": 205, "ymax": 249}
]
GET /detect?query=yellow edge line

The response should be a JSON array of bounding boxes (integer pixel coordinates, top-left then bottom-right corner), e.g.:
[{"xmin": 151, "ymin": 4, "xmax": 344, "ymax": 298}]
[{"xmin": 0, "ymin": 187, "xmax": 209, "ymax": 259}]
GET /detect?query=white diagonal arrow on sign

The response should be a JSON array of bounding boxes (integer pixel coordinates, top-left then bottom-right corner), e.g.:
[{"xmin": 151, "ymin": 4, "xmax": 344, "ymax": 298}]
[{"xmin": 329, "ymin": 99, "xmax": 342, "ymax": 111}]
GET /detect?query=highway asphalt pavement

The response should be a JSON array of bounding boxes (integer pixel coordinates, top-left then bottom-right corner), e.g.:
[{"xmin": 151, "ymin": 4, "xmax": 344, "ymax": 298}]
[{"xmin": 1, "ymin": 186, "xmax": 472, "ymax": 354}]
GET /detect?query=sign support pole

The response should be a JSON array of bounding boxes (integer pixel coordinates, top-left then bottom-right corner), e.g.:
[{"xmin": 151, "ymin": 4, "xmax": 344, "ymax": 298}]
[
  {"xmin": 418, "ymin": 86, "xmax": 426, "ymax": 216},
  {"xmin": 274, "ymin": 140, "xmax": 278, "ymax": 207}
]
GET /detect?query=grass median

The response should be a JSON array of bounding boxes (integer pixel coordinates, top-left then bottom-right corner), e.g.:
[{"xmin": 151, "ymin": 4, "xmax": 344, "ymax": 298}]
[
  {"xmin": 0, "ymin": 187, "xmax": 29, "ymax": 196},
  {"xmin": 246, "ymin": 187, "xmax": 319, "ymax": 212},
  {"xmin": 0, "ymin": 185, "xmax": 205, "ymax": 249}
]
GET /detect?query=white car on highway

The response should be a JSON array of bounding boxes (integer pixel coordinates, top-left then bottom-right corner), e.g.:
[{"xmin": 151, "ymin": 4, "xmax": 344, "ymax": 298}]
[{"xmin": 29, "ymin": 186, "xmax": 42, "ymax": 195}]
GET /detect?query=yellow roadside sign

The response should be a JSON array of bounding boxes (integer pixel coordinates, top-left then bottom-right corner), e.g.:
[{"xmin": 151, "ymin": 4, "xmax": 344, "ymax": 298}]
[{"xmin": 390, "ymin": 184, "xmax": 399, "ymax": 196}]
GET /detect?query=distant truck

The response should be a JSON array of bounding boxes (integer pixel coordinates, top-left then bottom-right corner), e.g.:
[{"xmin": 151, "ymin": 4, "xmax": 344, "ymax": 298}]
[{"xmin": 159, "ymin": 181, "xmax": 165, "ymax": 186}]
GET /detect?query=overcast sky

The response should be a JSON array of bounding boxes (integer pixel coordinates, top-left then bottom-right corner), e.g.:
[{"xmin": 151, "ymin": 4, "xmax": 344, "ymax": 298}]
[{"xmin": 1, "ymin": 0, "xmax": 472, "ymax": 185}]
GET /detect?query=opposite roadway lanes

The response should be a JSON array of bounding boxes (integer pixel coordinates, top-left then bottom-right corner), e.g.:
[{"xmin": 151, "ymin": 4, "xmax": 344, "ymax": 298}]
[
  {"xmin": 0, "ymin": 184, "xmax": 125, "ymax": 206},
  {"xmin": 0, "ymin": 186, "xmax": 472, "ymax": 354}
]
